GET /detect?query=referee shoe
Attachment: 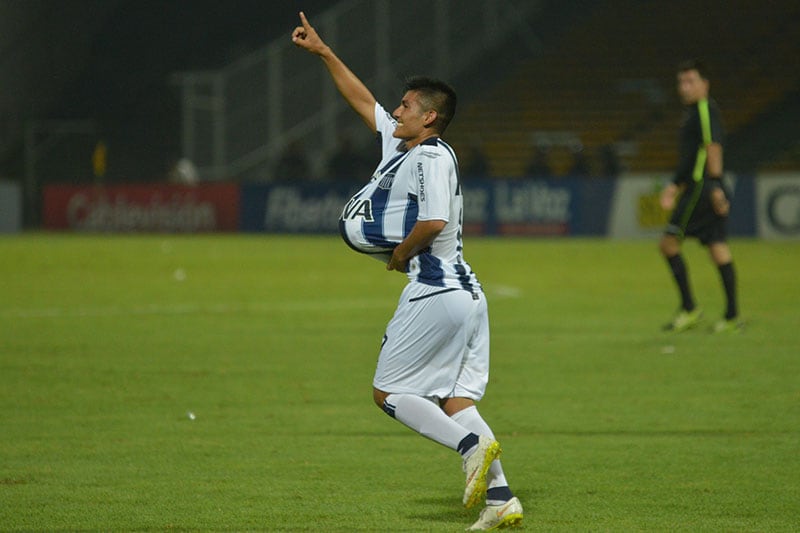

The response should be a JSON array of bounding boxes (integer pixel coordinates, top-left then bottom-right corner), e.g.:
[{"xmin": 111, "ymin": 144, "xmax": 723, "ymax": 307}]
[
  {"xmin": 467, "ymin": 496, "xmax": 524, "ymax": 530},
  {"xmin": 463, "ymin": 435, "xmax": 501, "ymax": 509},
  {"xmin": 663, "ymin": 308, "xmax": 703, "ymax": 332},
  {"xmin": 712, "ymin": 318, "xmax": 743, "ymax": 334}
]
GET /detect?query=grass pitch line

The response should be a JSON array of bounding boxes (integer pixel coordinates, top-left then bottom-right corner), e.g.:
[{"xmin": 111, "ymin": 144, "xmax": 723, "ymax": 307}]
[
  {"xmin": 489, "ymin": 284, "xmax": 522, "ymax": 298},
  {"xmin": 1, "ymin": 299, "xmax": 389, "ymax": 319}
]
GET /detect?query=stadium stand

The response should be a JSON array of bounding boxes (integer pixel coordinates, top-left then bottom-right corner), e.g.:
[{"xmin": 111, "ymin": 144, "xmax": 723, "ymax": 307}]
[
  {"xmin": 4, "ymin": 0, "xmax": 798, "ymax": 192},
  {"xmin": 446, "ymin": 0, "xmax": 800, "ymax": 176}
]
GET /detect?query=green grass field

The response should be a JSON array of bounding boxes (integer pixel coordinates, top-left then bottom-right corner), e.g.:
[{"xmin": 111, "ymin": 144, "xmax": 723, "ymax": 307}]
[{"xmin": 1, "ymin": 234, "xmax": 798, "ymax": 531}]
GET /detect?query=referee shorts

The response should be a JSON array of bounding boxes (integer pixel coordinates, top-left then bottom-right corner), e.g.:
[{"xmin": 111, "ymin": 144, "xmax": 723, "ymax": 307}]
[
  {"xmin": 665, "ymin": 180, "xmax": 729, "ymax": 245},
  {"xmin": 373, "ymin": 281, "xmax": 490, "ymax": 401}
]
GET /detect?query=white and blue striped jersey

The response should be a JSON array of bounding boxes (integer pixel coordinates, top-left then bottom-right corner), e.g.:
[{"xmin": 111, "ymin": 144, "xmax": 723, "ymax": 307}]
[{"xmin": 339, "ymin": 103, "xmax": 481, "ymax": 293}]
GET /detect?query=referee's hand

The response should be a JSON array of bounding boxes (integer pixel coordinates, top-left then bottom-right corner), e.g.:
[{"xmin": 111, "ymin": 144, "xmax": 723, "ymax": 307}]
[
  {"xmin": 660, "ymin": 183, "xmax": 678, "ymax": 211},
  {"xmin": 710, "ymin": 187, "xmax": 730, "ymax": 216}
]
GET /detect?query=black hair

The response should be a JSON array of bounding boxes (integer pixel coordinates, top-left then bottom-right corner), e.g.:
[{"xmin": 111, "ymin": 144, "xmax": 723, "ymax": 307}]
[
  {"xmin": 677, "ymin": 58, "xmax": 709, "ymax": 80},
  {"xmin": 403, "ymin": 76, "xmax": 457, "ymax": 133}
]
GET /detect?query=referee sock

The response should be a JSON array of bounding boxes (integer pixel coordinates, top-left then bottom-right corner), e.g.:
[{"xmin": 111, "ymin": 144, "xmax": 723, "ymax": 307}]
[
  {"xmin": 666, "ymin": 254, "xmax": 695, "ymax": 311},
  {"xmin": 451, "ymin": 406, "xmax": 512, "ymax": 503},
  {"xmin": 717, "ymin": 262, "xmax": 738, "ymax": 320},
  {"xmin": 383, "ymin": 394, "xmax": 473, "ymax": 451}
]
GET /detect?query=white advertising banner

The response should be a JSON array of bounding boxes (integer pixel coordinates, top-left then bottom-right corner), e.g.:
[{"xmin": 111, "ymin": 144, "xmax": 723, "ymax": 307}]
[
  {"xmin": 756, "ymin": 174, "xmax": 800, "ymax": 239},
  {"xmin": 608, "ymin": 174, "xmax": 671, "ymax": 239}
]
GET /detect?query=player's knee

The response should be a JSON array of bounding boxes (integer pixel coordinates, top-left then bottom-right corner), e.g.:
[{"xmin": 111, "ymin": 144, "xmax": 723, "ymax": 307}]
[
  {"xmin": 708, "ymin": 242, "xmax": 732, "ymax": 265},
  {"xmin": 440, "ymin": 397, "xmax": 475, "ymax": 417},
  {"xmin": 373, "ymin": 388, "xmax": 389, "ymax": 410},
  {"xmin": 659, "ymin": 236, "xmax": 679, "ymax": 257}
]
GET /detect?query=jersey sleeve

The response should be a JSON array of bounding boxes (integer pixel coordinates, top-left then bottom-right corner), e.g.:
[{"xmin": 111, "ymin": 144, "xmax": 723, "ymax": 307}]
[
  {"xmin": 374, "ymin": 103, "xmax": 399, "ymax": 157},
  {"xmin": 413, "ymin": 147, "xmax": 453, "ymax": 222}
]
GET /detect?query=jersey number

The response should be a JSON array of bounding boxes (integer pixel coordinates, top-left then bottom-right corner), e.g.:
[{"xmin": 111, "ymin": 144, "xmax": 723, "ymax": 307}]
[{"xmin": 342, "ymin": 198, "xmax": 374, "ymax": 221}]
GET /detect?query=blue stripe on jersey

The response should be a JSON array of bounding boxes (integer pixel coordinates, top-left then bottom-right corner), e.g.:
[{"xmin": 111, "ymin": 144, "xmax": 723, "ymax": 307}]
[
  {"xmin": 362, "ymin": 185, "xmax": 394, "ymax": 248},
  {"xmin": 379, "ymin": 151, "xmax": 407, "ymax": 174},
  {"xmin": 417, "ymin": 252, "xmax": 446, "ymax": 287},
  {"xmin": 454, "ymin": 262, "xmax": 474, "ymax": 292},
  {"xmin": 339, "ymin": 219, "xmax": 390, "ymax": 258},
  {"xmin": 362, "ymin": 152, "xmax": 410, "ymax": 249},
  {"xmin": 437, "ymin": 138, "xmax": 461, "ymax": 196},
  {"xmin": 403, "ymin": 194, "xmax": 418, "ymax": 238},
  {"xmin": 436, "ymin": 138, "xmax": 472, "ymax": 292}
]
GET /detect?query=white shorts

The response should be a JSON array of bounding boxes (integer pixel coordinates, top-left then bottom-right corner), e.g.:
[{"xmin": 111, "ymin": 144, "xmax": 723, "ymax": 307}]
[{"xmin": 373, "ymin": 281, "xmax": 490, "ymax": 400}]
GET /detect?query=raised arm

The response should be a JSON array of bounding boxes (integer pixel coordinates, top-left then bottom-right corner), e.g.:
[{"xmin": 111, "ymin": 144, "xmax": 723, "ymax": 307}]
[{"xmin": 292, "ymin": 11, "xmax": 377, "ymax": 132}]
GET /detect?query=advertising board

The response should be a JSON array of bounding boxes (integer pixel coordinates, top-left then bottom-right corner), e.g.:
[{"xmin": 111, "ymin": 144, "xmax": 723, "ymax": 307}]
[{"xmin": 43, "ymin": 183, "xmax": 239, "ymax": 232}]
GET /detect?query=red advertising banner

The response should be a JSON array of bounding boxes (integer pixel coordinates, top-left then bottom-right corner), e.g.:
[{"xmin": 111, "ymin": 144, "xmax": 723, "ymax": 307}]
[{"xmin": 43, "ymin": 183, "xmax": 239, "ymax": 232}]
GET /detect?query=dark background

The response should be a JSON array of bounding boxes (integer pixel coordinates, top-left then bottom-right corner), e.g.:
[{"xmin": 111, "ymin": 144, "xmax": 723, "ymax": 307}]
[
  {"xmin": 0, "ymin": 0, "xmax": 342, "ymax": 182},
  {"xmin": 2, "ymin": 0, "xmax": 799, "ymax": 189}
]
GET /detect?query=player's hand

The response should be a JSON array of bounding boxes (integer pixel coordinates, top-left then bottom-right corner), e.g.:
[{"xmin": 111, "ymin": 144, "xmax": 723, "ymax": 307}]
[
  {"xmin": 386, "ymin": 252, "xmax": 408, "ymax": 273},
  {"xmin": 659, "ymin": 183, "xmax": 678, "ymax": 211},
  {"xmin": 292, "ymin": 12, "xmax": 327, "ymax": 55},
  {"xmin": 710, "ymin": 186, "xmax": 730, "ymax": 216}
]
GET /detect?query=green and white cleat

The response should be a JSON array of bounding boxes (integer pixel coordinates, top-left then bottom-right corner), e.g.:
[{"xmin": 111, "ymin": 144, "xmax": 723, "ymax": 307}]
[
  {"xmin": 712, "ymin": 318, "xmax": 743, "ymax": 334},
  {"xmin": 463, "ymin": 435, "xmax": 501, "ymax": 509},
  {"xmin": 663, "ymin": 308, "xmax": 703, "ymax": 332},
  {"xmin": 467, "ymin": 496, "xmax": 524, "ymax": 530}
]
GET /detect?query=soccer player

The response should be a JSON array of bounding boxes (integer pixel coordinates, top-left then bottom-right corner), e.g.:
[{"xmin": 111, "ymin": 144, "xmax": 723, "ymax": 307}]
[
  {"xmin": 292, "ymin": 12, "xmax": 523, "ymax": 530},
  {"xmin": 659, "ymin": 59, "xmax": 741, "ymax": 333}
]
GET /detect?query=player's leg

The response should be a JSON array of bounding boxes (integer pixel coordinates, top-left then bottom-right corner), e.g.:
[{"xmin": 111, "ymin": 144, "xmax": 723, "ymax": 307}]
[
  {"xmin": 372, "ymin": 387, "xmax": 479, "ymax": 454},
  {"xmin": 446, "ymin": 401, "xmax": 522, "ymax": 530},
  {"xmin": 708, "ymin": 241, "xmax": 740, "ymax": 331},
  {"xmin": 660, "ymin": 233, "xmax": 702, "ymax": 331},
  {"xmin": 702, "ymin": 191, "xmax": 740, "ymax": 332},
  {"xmin": 445, "ymin": 294, "xmax": 523, "ymax": 529},
  {"xmin": 445, "ymin": 401, "xmax": 513, "ymax": 500},
  {"xmin": 375, "ymin": 390, "xmax": 504, "ymax": 520},
  {"xmin": 660, "ymin": 234, "xmax": 694, "ymax": 311},
  {"xmin": 441, "ymin": 301, "xmax": 513, "ymax": 503},
  {"xmin": 371, "ymin": 284, "xmax": 494, "ymax": 479}
]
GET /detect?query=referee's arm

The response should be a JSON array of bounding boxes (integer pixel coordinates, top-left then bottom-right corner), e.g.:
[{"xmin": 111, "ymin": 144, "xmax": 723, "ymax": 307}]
[
  {"xmin": 292, "ymin": 12, "xmax": 377, "ymax": 132},
  {"xmin": 706, "ymin": 142, "xmax": 723, "ymax": 178},
  {"xmin": 705, "ymin": 142, "xmax": 729, "ymax": 215}
]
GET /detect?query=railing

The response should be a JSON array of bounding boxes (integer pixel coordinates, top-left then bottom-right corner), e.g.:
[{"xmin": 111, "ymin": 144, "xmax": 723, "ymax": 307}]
[{"xmin": 172, "ymin": 0, "xmax": 543, "ymax": 182}]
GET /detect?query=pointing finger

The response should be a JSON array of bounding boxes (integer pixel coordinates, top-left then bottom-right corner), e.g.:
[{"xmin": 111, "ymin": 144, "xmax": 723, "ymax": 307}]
[{"xmin": 299, "ymin": 11, "xmax": 311, "ymax": 30}]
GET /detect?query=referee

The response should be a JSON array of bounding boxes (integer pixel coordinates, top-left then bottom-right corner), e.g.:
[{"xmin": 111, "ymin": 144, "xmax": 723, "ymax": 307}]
[{"xmin": 659, "ymin": 59, "xmax": 741, "ymax": 333}]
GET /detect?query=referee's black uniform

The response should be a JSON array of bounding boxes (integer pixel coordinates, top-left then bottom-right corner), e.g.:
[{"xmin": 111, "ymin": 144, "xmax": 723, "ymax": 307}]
[{"xmin": 666, "ymin": 97, "xmax": 729, "ymax": 244}]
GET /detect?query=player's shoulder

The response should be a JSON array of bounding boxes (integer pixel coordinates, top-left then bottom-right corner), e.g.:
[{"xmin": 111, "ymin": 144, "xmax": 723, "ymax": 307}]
[
  {"xmin": 707, "ymin": 98, "xmax": 723, "ymax": 119},
  {"xmin": 417, "ymin": 137, "xmax": 457, "ymax": 163}
]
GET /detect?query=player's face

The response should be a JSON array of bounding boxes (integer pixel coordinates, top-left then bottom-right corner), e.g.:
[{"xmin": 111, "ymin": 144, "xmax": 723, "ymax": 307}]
[
  {"xmin": 677, "ymin": 69, "xmax": 709, "ymax": 105},
  {"xmin": 392, "ymin": 91, "xmax": 433, "ymax": 141}
]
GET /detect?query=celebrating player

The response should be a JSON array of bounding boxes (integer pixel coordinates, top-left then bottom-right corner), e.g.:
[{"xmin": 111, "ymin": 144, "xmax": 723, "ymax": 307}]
[
  {"xmin": 659, "ymin": 59, "xmax": 741, "ymax": 333},
  {"xmin": 292, "ymin": 11, "xmax": 523, "ymax": 530}
]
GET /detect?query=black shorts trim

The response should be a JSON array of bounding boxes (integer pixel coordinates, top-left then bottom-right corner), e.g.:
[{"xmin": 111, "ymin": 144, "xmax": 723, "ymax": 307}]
[{"xmin": 408, "ymin": 287, "xmax": 459, "ymax": 302}]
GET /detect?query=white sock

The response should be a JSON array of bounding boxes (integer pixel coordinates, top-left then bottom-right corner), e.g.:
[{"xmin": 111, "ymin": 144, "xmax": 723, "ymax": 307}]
[
  {"xmin": 451, "ymin": 406, "xmax": 510, "ymax": 495},
  {"xmin": 384, "ymin": 394, "xmax": 472, "ymax": 451}
]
